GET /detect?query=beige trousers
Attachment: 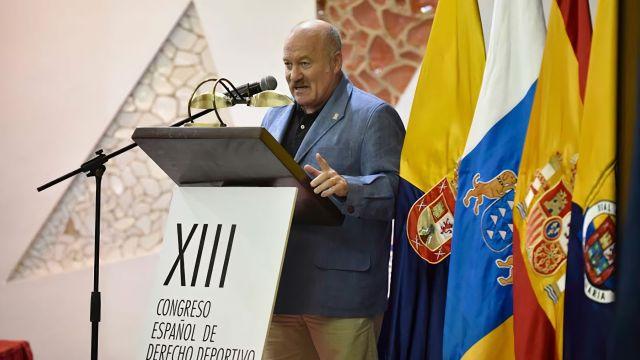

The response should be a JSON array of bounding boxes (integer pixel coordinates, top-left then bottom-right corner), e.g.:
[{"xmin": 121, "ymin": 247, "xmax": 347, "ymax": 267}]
[{"xmin": 262, "ymin": 315, "xmax": 382, "ymax": 360}]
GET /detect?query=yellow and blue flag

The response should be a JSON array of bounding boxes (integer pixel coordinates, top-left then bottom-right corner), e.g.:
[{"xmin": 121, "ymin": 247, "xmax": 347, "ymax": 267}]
[
  {"xmin": 377, "ymin": 0, "xmax": 485, "ymax": 358},
  {"xmin": 443, "ymin": 0, "xmax": 546, "ymax": 358},
  {"xmin": 564, "ymin": 0, "xmax": 617, "ymax": 358}
]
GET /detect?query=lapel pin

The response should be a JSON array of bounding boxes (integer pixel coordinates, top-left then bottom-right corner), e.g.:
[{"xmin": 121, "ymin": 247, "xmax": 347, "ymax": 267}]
[{"xmin": 332, "ymin": 113, "xmax": 339, "ymax": 120}]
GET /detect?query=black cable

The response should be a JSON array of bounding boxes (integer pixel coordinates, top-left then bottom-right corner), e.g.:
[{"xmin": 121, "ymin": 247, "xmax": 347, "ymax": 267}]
[{"xmin": 188, "ymin": 78, "xmax": 217, "ymax": 119}]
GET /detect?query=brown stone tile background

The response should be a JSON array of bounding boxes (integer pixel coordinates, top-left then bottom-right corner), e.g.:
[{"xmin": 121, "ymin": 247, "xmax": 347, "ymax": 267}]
[{"xmin": 318, "ymin": 0, "xmax": 437, "ymax": 105}]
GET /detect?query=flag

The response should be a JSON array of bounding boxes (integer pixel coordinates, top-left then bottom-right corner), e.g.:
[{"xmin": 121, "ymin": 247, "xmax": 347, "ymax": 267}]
[
  {"xmin": 442, "ymin": 1, "xmax": 545, "ymax": 359},
  {"xmin": 377, "ymin": 0, "xmax": 485, "ymax": 359},
  {"xmin": 614, "ymin": 0, "xmax": 639, "ymax": 356},
  {"xmin": 511, "ymin": 0, "xmax": 592, "ymax": 358},
  {"xmin": 613, "ymin": 119, "xmax": 640, "ymax": 358},
  {"xmin": 563, "ymin": 0, "xmax": 617, "ymax": 358}
]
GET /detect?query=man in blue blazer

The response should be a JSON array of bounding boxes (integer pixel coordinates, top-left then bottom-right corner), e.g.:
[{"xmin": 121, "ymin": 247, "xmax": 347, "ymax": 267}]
[{"xmin": 262, "ymin": 19, "xmax": 405, "ymax": 359}]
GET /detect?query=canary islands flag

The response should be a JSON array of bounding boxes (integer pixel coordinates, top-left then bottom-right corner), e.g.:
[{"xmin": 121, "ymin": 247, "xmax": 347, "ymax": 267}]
[
  {"xmin": 443, "ymin": 0, "xmax": 545, "ymax": 358},
  {"xmin": 378, "ymin": 0, "xmax": 485, "ymax": 359}
]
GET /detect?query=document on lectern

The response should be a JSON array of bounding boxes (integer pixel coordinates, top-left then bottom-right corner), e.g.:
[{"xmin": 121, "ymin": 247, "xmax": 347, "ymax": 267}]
[{"xmin": 141, "ymin": 187, "xmax": 296, "ymax": 360}]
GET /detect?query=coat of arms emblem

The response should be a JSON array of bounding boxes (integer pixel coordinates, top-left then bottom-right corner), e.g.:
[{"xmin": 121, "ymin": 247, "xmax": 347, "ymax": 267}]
[
  {"xmin": 406, "ymin": 178, "xmax": 455, "ymax": 264},
  {"xmin": 525, "ymin": 181, "xmax": 571, "ymax": 276},
  {"xmin": 582, "ymin": 200, "xmax": 615, "ymax": 303}
]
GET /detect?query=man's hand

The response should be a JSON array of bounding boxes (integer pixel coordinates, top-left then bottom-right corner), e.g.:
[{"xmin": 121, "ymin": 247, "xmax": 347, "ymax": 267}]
[{"xmin": 304, "ymin": 153, "xmax": 349, "ymax": 198}]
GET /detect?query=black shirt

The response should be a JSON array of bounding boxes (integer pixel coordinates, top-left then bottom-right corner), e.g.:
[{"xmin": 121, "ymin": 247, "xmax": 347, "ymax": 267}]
[{"xmin": 282, "ymin": 103, "xmax": 324, "ymax": 158}]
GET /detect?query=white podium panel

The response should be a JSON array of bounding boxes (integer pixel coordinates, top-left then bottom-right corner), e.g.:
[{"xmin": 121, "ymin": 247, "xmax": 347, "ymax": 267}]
[{"xmin": 141, "ymin": 187, "xmax": 296, "ymax": 360}]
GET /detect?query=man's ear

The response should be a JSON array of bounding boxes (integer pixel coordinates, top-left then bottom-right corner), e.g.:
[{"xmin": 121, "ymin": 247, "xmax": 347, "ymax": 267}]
[{"xmin": 332, "ymin": 51, "xmax": 343, "ymax": 74}]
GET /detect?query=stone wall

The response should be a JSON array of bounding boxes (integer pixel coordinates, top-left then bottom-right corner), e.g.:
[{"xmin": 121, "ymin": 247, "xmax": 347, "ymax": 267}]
[{"xmin": 318, "ymin": 0, "xmax": 436, "ymax": 104}]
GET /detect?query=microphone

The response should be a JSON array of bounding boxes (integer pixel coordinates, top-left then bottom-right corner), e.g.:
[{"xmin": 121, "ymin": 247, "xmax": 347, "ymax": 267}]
[
  {"xmin": 224, "ymin": 75, "xmax": 277, "ymax": 98},
  {"xmin": 189, "ymin": 75, "xmax": 292, "ymax": 110}
]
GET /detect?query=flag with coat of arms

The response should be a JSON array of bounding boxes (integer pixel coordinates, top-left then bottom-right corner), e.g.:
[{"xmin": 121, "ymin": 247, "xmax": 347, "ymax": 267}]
[
  {"xmin": 377, "ymin": 0, "xmax": 485, "ymax": 358},
  {"xmin": 511, "ymin": 0, "xmax": 592, "ymax": 358},
  {"xmin": 563, "ymin": 0, "xmax": 617, "ymax": 358}
]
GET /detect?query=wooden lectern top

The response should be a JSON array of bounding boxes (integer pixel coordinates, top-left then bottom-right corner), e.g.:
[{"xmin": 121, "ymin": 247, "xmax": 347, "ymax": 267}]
[{"xmin": 132, "ymin": 127, "xmax": 344, "ymax": 226}]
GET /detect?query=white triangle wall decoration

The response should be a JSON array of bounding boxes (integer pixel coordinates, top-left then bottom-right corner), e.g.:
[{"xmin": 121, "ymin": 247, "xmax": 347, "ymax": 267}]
[{"xmin": 10, "ymin": 3, "xmax": 217, "ymax": 281}]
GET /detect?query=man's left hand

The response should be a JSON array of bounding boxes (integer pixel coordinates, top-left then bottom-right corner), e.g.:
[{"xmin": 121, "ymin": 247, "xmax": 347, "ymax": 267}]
[{"xmin": 304, "ymin": 153, "xmax": 349, "ymax": 198}]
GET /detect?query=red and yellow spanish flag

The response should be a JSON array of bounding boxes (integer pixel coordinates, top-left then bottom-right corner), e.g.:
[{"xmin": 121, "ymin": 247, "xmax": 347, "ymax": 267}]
[
  {"xmin": 564, "ymin": 0, "xmax": 617, "ymax": 358},
  {"xmin": 512, "ymin": 0, "xmax": 591, "ymax": 359}
]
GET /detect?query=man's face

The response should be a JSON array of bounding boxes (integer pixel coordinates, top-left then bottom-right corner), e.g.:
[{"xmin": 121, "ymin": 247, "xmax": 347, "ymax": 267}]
[{"xmin": 283, "ymin": 30, "xmax": 341, "ymax": 114}]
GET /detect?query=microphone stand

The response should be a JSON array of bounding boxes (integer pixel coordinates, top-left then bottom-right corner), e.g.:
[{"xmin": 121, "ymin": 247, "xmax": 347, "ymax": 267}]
[{"xmin": 36, "ymin": 107, "xmax": 216, "ymax": 360}]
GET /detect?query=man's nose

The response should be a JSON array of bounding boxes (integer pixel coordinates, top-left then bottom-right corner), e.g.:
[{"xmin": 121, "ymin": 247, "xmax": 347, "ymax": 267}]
[{"xmin": 290, "ymin": 66, "xmax": 303, "ymax": 82}]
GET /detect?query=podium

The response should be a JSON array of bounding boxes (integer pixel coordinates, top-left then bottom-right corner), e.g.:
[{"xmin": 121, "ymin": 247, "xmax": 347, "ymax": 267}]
[
  {"xmin": 132, "ymin": 126, "xmax": 343, "ymax": 226},
  {"xmin": 132, "ymin": 127, "xmax": 343, "ymax": 359}
]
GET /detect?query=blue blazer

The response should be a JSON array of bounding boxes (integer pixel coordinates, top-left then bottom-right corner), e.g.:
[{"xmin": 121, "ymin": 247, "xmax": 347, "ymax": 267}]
[{"xmin": 262, "ymin": 75, "xmax": 405, "ymax": 317}]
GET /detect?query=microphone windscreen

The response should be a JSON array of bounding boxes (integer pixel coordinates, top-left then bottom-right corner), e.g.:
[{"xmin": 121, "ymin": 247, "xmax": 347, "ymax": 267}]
[{"xmin": 261, "ymin": 75, "xmax": 278, "ymax": 91}]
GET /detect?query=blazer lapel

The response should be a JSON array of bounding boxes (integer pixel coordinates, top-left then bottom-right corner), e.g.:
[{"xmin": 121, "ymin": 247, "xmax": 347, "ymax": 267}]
[
  {"xmin": 271, "ymin": 105, "xmax": 295, "ymax": 143},
  {"xmin": 294, "ymin": 76, "xmax": 352, "ymax": 162}
]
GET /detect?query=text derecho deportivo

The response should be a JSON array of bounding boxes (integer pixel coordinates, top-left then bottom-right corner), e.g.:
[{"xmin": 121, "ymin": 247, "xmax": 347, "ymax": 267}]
[{"xmin": 146, "ymin": 298, "xmax": 255, "ymax": 360}]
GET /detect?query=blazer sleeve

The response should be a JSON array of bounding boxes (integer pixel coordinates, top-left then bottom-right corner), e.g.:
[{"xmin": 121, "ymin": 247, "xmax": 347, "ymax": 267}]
[{"xmin": 332, "ymin": 103, "xmax": 406, "ymax": 221}]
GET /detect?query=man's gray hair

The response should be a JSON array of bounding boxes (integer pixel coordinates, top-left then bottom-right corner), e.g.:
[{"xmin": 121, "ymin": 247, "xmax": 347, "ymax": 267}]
[{"xmin": 327, "ymin": 24, "xmax": 342, "ymax": 56}]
